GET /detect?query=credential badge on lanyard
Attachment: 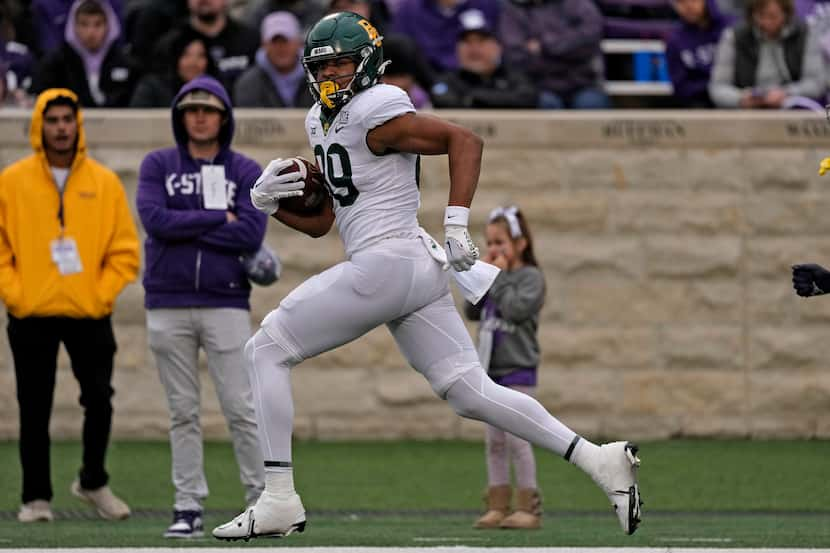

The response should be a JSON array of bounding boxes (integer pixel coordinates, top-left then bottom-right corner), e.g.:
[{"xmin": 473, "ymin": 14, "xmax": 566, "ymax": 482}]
[
  {"xmin": 50, "ymin": 236, "xmax": 82, "ymax": 275},
  {"xmin": 202, "ymin": 164, "xmax": 228, "ymax": 210}
]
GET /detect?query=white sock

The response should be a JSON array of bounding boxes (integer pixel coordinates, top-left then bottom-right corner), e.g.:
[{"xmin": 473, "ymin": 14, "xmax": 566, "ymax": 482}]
[
  {"xmin": 570, "ymin": 437, "xmax": 601, "ymax": 477},
  {"xmin": 264, "ymin": 467, "xmax": 295, "ymax": 498}
]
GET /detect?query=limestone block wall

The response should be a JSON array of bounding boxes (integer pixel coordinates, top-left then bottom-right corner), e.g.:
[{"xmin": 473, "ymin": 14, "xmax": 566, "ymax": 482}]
[{"xmin": 0, "ymin": 109, "xmax": 829, "ymax": 441}]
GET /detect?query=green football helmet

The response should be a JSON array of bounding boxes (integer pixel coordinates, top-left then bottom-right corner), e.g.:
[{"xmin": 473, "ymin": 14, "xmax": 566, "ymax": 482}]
[{"xmin": 302, "ymin": 11, "xmax": 389, "ymax": 110}]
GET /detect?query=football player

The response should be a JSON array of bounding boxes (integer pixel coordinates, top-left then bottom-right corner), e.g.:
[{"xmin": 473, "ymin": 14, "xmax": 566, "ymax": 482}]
[{"xmin": 213, "ymin": 11, "xmax": 643, "ymax": 541}]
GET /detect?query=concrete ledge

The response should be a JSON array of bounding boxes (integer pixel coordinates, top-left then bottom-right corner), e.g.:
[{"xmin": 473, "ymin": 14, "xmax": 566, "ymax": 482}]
[{"xmin": 2, "ymin": 109, "xmax": 829, "ymax": 148}]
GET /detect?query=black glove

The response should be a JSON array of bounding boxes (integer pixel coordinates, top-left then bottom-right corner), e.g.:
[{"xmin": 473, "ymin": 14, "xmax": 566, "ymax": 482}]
[{"xmin": 792, "ymin": 263, "xmax": 830, "ymax": 297}]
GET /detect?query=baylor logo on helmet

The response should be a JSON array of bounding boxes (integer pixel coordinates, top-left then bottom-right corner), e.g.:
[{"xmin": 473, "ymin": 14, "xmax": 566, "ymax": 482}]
[{"xmin": 358, "ymin": 20, "xmax": 379, "ymax": 41}]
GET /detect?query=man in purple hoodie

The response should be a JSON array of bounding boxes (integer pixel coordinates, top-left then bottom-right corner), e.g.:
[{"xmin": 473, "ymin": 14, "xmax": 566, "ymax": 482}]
[
  {"xmin": 665, "ymin": 0, "xmax": 734, "ymax": 107},
  {"xmin": 136, "ymin": 75, "xmax": 267, "ymax": 539}
]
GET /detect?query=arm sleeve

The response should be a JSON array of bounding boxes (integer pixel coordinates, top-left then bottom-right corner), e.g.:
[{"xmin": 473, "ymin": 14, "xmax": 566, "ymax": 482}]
[
  {"xmin": 129, "ymin": 76, "xmax": 160, "ymax": 107},
  {"xmin": 783, "ymin": 27, "xmax": 826, "ymax": 99},
  {"xmin": 197, "ymin": 156, "xmax": 267, "ymax": 253},
  {"xmin": 500, "ymin": 3, "xmax": 532, "ymax": 68},
  {"xmin": 468, "ymin": 71, "xmax": 538, "ymax": 108},
  {"xmin": 30, "ymin": 52, "xmax": 62, "ymax": 95},
  {"xmin": 708, "ymin": 28, "xmax": 743, "ymax": 108},
  {"xmin": 430, "ymin": 74, "xmax": 470, "ymax": 108},
  {"xmin": 665, "ymin": 40, "xmax": 707, "ymax": 101},
  {"xmin": 487, "ymin": 268, "xmax": 545, "ymax": 323},
  {"xmin": 136, "ymin": 153, "xmax": 227, "ymax": 241},
  {"xmin": 0, "ymin": 176, "xmax": 22, "ymax": 308},
  {"xmin": 232, "ymin": 69, "xmax": 261, "ymax": 107},
  {"xmin": 537, "ymin": 0, "xmax": 604, "ymax": 59},
  {"xmin": 98, "ymin": 180, "xmax": 140, "ymax": 307}
]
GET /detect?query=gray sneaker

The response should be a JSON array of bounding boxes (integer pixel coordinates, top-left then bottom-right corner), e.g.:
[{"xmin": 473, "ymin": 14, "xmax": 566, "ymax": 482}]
[
  {"xmin": 18, "ymin": 500, "xmax": 53, "ymax": 523},
  {"xmin": 70, "ymin": 480, "xmax": 131, "ymax": 520}
]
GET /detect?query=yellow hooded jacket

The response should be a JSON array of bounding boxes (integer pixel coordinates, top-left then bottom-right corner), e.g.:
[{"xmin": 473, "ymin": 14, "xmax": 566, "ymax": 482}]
[{"xmin": 0, "ymin": 89, "xmax": 140, "ymax": 319}]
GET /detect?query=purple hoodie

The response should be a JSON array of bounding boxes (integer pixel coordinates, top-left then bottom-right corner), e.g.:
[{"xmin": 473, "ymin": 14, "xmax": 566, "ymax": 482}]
[
  {"xmin": 136, "ymin": 75, "xmax": 267, "ymax": 310},
  {"xmin": 665, "ymin": 0, "xmax": 735, "ymax": 105}
]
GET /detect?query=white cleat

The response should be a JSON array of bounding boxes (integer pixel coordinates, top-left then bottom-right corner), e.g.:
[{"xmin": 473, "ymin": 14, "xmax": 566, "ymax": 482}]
[
  {"xmin": 591, "ymin": 441, "xmax": 643, "ymax": 535},
  {"xmin": 212, "ymin": 492, "xmax": 306, "ymax": 541}
]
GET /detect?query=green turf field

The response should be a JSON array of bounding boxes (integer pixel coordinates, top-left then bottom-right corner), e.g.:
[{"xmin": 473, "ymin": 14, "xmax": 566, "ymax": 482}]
[{"xmin": 0, "ymin": 439, "xmax": 828, "ymax": 548}]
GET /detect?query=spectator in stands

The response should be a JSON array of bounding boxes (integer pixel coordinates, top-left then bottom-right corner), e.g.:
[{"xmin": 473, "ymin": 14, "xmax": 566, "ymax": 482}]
[
  {"xmin": 0, "ymin": 38, "xmax": 34, "ymax": 107},
  {"xmin": 0, "ymin": 88, "xmax": 139, "ymax": 524},
  {"xmin": 0, "ymin": 0, "xmax": 34, "ymax": 48},
  {"xmin": 31, "ymin": 0, "xmax": 136, "ymax": 107},
  {"xmin": 501, "ymin": 0, "xmax": 610, "ymax": 109},
  {"xmin": 1, "ymin": 1, "xmax": 34, "ymax": 104},
  {"xmin": 158, "ymin": 0, "xmax": 259, "ymax": 90},
  {"xmin": 130, "ymin": 28, "xmax": 220, "ymax": 107},
  {"xmin": 127, "ymin": 0, "xmax": 189, "ymax": 70},
  {"xmin": 381, "ymin": 34, "xmax": 434, "ymax": 108},
  {"xmin": 233, "ymin": 11, "xmax": 312, "ymax": 107},
  {"xmin": 327, "ymin": 0, "xmax": 392, "ymax": 32},
  {"xmin": 242, "ymin": 0, "xmax": 326, "ymax": 32},
  {"xmin": 393, "ymin": 0, "xmax": 501, "ymax": 72},
  {"xmin": 709, "ymin": 0, "xmax": 826, "ymax": 108},
  {"xmin": 666, "ymin": 0, "xmax": 735, "ymax": 107},
  {"xmin": 31, "ymin": 0, "xmax": 123, "ymax": 56},
  {"xmin": 796, "ymin": 0, "xmax": 830, "ymax": 95},
  {"xmin": 136, "ymin": 75, "xmax": 267, "ymax": 539},
  {"xmin": 431, "ymin": 9, "xmax": 537, "ymax": 108}
]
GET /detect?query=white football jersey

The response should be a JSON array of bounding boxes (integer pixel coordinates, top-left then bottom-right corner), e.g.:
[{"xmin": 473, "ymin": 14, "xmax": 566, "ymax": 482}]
[{"xmin": 305, "ymin": 84, "xmax": 420, "ymax": 255}]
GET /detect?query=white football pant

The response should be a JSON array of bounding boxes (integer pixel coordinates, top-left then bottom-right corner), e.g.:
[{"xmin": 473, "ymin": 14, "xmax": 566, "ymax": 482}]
[{"xmin": 246, "ymin": 235, "xmax": 579, "ymax": 465}]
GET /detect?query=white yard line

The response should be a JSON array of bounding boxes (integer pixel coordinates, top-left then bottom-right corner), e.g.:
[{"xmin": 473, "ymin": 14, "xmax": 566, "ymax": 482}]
[{"xmin": 11, "ymin": 538, "xmax": 830, "ymax": 553}]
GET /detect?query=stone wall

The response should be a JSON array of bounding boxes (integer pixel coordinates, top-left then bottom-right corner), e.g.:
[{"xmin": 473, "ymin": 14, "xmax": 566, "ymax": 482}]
[{"xmin": 1, "ymin": 108, "xmax": 829, "ymax": 441}]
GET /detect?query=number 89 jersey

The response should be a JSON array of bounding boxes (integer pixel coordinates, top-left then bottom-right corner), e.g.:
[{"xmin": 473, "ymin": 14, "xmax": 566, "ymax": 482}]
[{"xmin": 305, "ymin": 84, "xmax": 420, "ymax": 256}]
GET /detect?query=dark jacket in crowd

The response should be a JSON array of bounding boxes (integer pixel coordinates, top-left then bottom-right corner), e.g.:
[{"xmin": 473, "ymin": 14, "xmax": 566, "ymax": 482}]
[
  {"xmin": 136, "ymin": 76, "xmax": 267, "ymax": 310},
  {"xmin": 665, "ymin": 0, "xmax": 735, "ymax": 106},
  {"xmin": 500, "ymin": 0, "xmax": 605, "ymax": 95},
  {"xmin": 157, "ymin": 18, "xmax": 259, "ymax": 89},
  {"xmin": 430, "ymin": 65, "xmax": 538, "ymax": 108},
  {"xmin": 233, "ymin": 49, "xmax": 313, "ymax": 108},
  {"xmin": 31, "ymin": 0, "xmax": 124, "ymax": 55},
  {"xmin": 31, "ymin": 0, "xmax": 135, "ymax": 107},
  {"xmin": 130, "ymin": 27, "xmax": 222, "ymax": 108}
]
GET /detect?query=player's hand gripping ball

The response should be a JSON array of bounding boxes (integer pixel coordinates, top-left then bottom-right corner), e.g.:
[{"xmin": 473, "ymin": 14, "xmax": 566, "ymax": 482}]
[
  {"xmin": 251, "ymin": 157, "xmax": 327, "ymax": 215},
  {"xmin": 276, "ymin": 157, "xmax": 327, "ymax": 215}
]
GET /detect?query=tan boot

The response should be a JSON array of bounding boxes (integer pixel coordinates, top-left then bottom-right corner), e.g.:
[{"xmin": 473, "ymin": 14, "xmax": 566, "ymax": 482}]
[
  {"xmin": 473, "ymin": 485, "xmax": 512, "ymax": 529},
  {"xmin": 500, "ymin": 488, "xmax": 541, "ymax": 529}
]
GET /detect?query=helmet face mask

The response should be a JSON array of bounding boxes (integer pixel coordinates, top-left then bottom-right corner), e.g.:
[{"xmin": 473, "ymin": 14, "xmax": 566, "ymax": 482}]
[{"xmin": 302, "ymin": 12, "xmax": 388, "ymax": 110}]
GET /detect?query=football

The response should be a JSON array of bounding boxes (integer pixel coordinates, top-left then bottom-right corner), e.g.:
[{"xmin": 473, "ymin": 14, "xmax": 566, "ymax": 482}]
[{"xmin": 277, "ymin": 157, "xmax": 327, "ymax": 215}]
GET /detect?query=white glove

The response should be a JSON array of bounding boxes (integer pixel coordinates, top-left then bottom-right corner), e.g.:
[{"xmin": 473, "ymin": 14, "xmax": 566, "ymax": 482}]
[
  {"xmin": 250, "ymin": 158, "xmax": 306, "ymax": 215},
  {"xmin": 443, "ymin": 206, "xmax": 479, "ymax": 272},
  {"xmin": 250, "ymin": 187, "xmax": 280, "ymax": 215}
]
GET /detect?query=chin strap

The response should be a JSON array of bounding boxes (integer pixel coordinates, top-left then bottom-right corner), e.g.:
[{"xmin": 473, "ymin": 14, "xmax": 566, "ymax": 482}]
[{"xmin": 319, "ymin": 81, "xmax": 340, "ymax": 109}]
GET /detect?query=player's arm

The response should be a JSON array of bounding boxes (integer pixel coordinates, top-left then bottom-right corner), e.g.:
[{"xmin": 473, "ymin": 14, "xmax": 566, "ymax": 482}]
[
  {"xmin": 368, "ymin": 112, "xmax": 484, "ymax": 271},
  {"xmin": 271, "ymin": 195, "xmax": 335, "ymax": 238},
  {"xmin": 366, "ymin": 112, "xmax": 483, "ymax": 208}
]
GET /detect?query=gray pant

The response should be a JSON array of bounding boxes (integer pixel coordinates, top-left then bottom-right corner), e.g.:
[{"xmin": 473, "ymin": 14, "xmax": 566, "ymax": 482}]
[{"xmin": 147, "ymin": 307, "xmax": 264, "ymax": 512}]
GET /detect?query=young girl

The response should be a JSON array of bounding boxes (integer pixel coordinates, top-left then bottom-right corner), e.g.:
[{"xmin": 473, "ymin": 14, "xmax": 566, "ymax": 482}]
[{"xmin": 464, "ymin": 205, "xmax": 546, "ymax": 530}]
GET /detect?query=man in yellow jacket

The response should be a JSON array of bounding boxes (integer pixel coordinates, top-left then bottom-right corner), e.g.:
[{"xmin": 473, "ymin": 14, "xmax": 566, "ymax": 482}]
[{"xmin": 0, "ymin": 89, "xmax": 140, "ymax": 523}]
